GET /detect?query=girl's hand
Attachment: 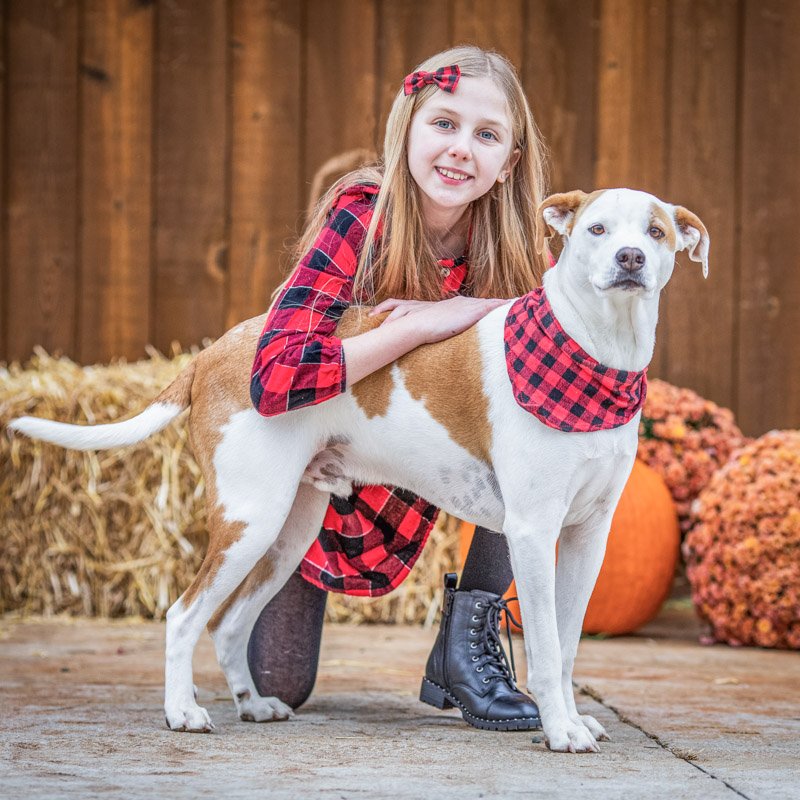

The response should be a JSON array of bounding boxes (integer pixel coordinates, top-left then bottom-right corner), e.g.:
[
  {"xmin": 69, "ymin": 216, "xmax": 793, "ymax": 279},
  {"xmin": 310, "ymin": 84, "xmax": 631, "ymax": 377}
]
[{"xmin": 371, "ymin": 296, "xmax": 509, "ymax": 345}]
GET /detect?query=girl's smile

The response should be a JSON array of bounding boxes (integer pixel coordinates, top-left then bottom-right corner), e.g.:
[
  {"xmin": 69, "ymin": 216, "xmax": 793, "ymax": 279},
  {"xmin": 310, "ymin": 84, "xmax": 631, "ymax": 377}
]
[{"xmin": 407, "ymin": 75, "xmax": 517, "ymax": 232}]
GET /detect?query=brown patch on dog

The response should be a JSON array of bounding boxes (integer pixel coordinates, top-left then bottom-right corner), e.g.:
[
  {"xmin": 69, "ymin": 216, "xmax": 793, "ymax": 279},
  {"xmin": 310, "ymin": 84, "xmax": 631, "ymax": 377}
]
[
  {"xmin": 336, "ymin": 308, "xmax": 396, "ymax": 418},
  {"xmin": 536, "ymin": 190, "xmax": 607, "ymax": 254},
  {"xmin": 335, "ymin": 309, "xmax": 492, "ymax": 462},
  {"xmin": 180, "ymin": 314, "xmax": 268, "ymax": 612},
  {"xmin": 154, "ymin": 358, "xmax": 197, "ymax": 408},
  {"xmin": 400, "ymin": 326, "xmax": 492, "ymax": 464},
  {"xmin": 207, "ymin": 551, "xmax": 275, "ymax": 633},
  {"xmin": 649, "ymin": 203, "xmax": 677, "ymax": 249}
]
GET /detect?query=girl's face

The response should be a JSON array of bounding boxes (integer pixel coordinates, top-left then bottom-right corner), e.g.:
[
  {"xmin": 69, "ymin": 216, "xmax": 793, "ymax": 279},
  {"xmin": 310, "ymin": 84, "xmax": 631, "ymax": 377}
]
[{"xmin": 407, "ymin": 75, "xmax": 517, "ymax": 228}]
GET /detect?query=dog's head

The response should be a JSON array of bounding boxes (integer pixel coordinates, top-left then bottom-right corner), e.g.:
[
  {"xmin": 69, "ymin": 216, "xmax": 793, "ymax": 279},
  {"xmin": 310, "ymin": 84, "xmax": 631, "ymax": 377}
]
[{"xmin": 536, "ymin": 189, "xmax": 710, "ymax": 298}]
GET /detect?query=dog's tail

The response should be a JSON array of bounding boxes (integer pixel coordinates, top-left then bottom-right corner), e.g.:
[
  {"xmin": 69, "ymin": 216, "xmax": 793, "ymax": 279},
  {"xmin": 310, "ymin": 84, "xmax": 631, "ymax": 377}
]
[{"xmin": 8, "ymin": 359, "xmax": 197, "ymax": 452}]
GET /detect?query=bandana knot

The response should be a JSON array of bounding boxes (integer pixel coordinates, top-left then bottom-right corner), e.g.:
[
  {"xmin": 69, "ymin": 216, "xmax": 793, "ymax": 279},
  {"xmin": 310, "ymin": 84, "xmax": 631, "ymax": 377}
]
[
  {"xmin": 503, "ymin": 288, "xmax": 647, "ymax": 432},
  {"xmin": 403, "ymin": 65, "xmax": 461, "ymax": 96}
]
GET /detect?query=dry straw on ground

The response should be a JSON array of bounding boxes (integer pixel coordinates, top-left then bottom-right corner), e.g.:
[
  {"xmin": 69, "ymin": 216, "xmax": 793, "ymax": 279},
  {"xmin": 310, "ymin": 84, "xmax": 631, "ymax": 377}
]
[{"xmin": 0, "ymin": 348, "xmax": 459, "ymax": 624}]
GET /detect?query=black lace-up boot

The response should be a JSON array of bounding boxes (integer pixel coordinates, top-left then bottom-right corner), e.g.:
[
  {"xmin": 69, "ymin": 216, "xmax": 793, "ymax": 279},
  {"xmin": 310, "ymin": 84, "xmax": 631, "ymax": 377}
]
[{"xmin": 419, "ymin": 573, "xmax": 541, "ymax": 731}]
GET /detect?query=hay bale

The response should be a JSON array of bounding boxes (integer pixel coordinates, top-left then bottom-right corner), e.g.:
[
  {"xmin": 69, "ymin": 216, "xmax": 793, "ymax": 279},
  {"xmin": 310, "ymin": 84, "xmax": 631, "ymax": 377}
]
[{"xmin": 0, "ymin": 348, "xmax": 458, "ymax": 623}]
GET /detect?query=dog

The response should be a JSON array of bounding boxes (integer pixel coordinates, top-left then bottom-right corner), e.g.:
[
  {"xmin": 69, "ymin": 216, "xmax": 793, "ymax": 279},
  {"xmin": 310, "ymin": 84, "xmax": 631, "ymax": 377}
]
[{"xmin": 8, "ymin": 189, "xmax": 709, "ymax": 753}]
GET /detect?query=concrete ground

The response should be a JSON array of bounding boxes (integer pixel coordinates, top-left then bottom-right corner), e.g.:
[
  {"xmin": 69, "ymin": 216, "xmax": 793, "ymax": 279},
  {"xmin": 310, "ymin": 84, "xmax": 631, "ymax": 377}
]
[{"xmin": 0, "ymin": 605, "xmax": 797, "ymax": 800}]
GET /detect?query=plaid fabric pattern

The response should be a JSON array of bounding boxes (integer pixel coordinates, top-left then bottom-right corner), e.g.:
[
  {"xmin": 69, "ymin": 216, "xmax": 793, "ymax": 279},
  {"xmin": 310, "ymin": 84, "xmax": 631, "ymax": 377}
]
[
  {"xmin": 251, "ymin": 184, "xmax": 468, "ymax": 597},
  {"xmin": 403, "ymin": 64, "xmax": 461, "ymax": 96},
  {"xmin": 504, "ymin": 287, "xmax": 647, "ymax": 432}
]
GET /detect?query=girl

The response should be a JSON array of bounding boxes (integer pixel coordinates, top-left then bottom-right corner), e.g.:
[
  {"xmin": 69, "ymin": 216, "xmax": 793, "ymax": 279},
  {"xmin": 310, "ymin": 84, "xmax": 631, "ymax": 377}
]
[{"xmin": 248, "ymin": 45, "xmax": 548, "ymax": 731}]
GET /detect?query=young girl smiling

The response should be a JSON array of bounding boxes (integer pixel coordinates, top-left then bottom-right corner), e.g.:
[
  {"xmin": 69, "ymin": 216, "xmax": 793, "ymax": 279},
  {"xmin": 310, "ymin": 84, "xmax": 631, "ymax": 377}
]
[{"xmin": 248, "ymin": 45, "xmax": 549, "ymax": 731}]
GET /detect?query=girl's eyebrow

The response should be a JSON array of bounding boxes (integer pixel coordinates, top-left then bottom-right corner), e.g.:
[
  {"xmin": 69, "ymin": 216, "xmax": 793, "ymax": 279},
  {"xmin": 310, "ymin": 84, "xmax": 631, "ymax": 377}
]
[{"xmin": 428, "ymin": 105, "xmax": 509, "ymax": 132}]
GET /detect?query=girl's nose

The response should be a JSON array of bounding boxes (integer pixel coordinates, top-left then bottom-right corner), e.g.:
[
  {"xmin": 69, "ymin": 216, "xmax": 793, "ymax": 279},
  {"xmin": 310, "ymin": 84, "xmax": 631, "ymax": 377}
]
[{"xmin": 448, "ymin": 133, "xmax": 473, "ymax": 161}]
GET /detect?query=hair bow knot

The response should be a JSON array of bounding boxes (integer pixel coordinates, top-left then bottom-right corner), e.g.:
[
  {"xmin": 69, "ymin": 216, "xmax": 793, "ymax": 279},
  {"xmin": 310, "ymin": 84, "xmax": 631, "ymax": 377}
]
[{"xmin": 403, "ymin": 65, "xmax": 461, "ymax": 96}]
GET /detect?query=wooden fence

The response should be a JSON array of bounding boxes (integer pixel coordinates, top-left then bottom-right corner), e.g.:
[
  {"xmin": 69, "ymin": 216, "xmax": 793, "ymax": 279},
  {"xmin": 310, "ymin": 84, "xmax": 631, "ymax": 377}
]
[{"xmin": 1, "ymin": 0, "xmax": 799, "ymax": 436}]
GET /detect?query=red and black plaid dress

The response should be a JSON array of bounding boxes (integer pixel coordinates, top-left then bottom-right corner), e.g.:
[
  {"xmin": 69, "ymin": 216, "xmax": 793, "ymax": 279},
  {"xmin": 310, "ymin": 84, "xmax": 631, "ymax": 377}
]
[{"xmin": 251, "ymin": 184, "xmax": 469, "ymax": 596}]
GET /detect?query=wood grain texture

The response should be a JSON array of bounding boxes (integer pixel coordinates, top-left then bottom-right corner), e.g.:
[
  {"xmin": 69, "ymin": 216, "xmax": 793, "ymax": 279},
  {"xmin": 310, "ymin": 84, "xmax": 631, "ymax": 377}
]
[
  {"xmin": 452, "ymin": 0, "xmax": 525, "ymax": 69},
  {"xmin": 153, "ymin": 0, "xmax": 228, "ymax": 353},
  {"xmin": 304, "ymin": 0, "xmax": 377, "ymax": 203},
  {"xmin": 737, "ymin": 0, "xmax": 800, "ymax": 434},
  {"xmin": 657, "ymin": 0, "xmax": 738, "ymax": 409},
  {"xmin": 376, "ymin": 0, "xmax": 450, "ymax": 138},
  {"xmin": 227, "ymin": 0, "xmax": 302, "ymax": 327},
  {"xmin": 524, "ymin": 0, "xmax": 599, "ymax": 194},
  {"xmin": 6, "ymin": 0, "xmax": 79, "ymax": 362},
  {"xmin": 80, "ymin": 0, "xmax": 154, "ymax": 364}
]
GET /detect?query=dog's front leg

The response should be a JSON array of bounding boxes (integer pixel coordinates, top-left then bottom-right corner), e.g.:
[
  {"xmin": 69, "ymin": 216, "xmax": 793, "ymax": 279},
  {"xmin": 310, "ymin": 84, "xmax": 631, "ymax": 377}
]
[
  {"xmin": 555, "ymin": 519, "xmax": 614, "ymax": 743},
  {"xmin": 504, "ymin": 512, "xmax": 600, "ymax": 753}
]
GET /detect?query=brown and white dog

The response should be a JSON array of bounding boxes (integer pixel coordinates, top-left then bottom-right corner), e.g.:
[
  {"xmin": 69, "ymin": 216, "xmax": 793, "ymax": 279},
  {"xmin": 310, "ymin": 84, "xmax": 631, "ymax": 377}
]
[{"xmin": 9, "ymin": 189, "xmax": 709, "ymax": 753}]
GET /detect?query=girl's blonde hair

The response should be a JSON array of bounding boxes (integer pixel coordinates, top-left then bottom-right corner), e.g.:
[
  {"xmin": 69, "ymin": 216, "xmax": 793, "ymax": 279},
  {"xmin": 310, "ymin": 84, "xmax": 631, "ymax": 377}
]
[{"xmin": 289, "ymin": 45, "xmax": 549, "ymax": 305}]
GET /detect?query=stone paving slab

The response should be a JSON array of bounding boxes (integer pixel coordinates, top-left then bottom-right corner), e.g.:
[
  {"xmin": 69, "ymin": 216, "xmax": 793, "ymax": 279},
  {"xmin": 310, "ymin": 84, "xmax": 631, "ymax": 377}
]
[{"xmin": 0, "ymin": 608, "xmax": 797, "ymax": 799}]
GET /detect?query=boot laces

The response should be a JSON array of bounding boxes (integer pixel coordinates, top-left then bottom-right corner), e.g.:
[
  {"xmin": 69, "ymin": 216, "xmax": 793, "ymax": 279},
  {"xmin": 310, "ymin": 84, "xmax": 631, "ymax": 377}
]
[{"xmin": 474, "ymin": 596, "xmax": 522, "ymax": 690}]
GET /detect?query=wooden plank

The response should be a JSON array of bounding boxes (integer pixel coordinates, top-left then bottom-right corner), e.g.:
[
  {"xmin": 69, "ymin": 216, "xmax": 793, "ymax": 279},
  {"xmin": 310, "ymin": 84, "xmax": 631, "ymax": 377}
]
[
  {"xmin": 523, "ymin": 0, "xmax": 598, "ymax": 193},
  {"xmin": 657, "ymin": 0, "xmax": 738, "ymax": 409},
  {"xmin": 376, "ymin": 0, "xmax": 451, "ymax": 139},
  {"xmin": 452, "ymin": 0, "xmax": 525, "ymax": 69},
  {"xmin": 80, "ymin": 0, "xmax": 154, "ymax": 364},
  {"xmin": 0, "ymin": 5, "xmax": 5, "ymax": 361},
  {"xmin": 154, "ymin": 0, "xmax": 228, "ymax": 353},
  {"xmin": 304, "ymin": 0, "xmax": 377, "ymax": 203},
  {"xmin": 595, "ymin": 0, "xmax": 669, "ymax": 193},
  {"xmin": 6, "ymin": 0, "xmax": 79, "ymax": 362},
  {"xmin": 737, "ymin": 0, "xmax": 800, "ymax": 434},
  {"xmin": 227, "ymin": 0, "xmax": 302, "ymax": 326},
  {"xmin": 595, "ymin": 0, "xmax": 669, "ymax": 376}
]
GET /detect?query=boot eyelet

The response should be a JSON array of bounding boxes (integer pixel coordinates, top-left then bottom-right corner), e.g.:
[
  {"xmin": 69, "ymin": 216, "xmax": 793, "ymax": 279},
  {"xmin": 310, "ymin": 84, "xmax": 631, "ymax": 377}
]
[
  {"xmin": 476, "ymin": 666, "xmax": 484, "ymax": 672},
  {"xmin": 482, "ymin": 677, "xmax": 490, "ymax": 684},
  {"xmin": 470, "ymin": 642, "xmax": 478, "ymax": 649},
  {"xmin": 471, "ymin": 615, "xmax": 481, "ymax": 622},
  {"xmin": 471, "ymin": 656, "xmax": 479, "ymax": 662},
  {"xmin": 475, "ymin": 602, "xmax": 482, "ymax": 609},
  {"xmin": 469, "ymin": 628, "xmax": 477, "ymax": 635}
]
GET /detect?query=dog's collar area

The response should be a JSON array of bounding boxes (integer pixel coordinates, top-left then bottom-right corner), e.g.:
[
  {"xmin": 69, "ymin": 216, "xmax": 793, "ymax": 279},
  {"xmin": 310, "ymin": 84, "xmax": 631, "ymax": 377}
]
[{"xmin": 503, "ymin": 287, "xmax": 647, "ymax": 432}]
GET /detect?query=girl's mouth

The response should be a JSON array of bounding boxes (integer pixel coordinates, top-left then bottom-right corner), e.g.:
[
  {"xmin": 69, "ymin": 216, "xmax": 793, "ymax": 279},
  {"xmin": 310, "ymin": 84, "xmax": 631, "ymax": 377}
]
[{"xmin": 435, "ymin": 166, "xmax": 472, "ymax": 184}]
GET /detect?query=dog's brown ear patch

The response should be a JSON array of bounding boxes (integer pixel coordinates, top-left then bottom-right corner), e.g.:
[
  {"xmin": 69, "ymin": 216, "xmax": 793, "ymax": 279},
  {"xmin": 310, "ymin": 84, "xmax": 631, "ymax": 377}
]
[
  {"xmin": 536, "ymin": 190, "xmax": 608, "ymax": 255},
  {"xmin": 673, "ymin": 206, "xmax": 710, "ymax": 277}
]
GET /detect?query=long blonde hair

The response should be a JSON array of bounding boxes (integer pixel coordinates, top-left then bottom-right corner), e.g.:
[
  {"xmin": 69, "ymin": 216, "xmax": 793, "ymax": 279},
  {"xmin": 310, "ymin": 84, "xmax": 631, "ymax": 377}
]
[{"xmin": 289, "ymin": 45, "xmax": 549, "ymax": 305}]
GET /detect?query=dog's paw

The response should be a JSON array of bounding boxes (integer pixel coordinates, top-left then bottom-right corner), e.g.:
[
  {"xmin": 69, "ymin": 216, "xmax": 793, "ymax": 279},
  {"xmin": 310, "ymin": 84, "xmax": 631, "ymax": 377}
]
[
  {"xmin": 165, "ymin": 703, "xmax": 215, "ymax": 733},
  {"xmin": 545, "ymin": 722, "xmax": 600, "ymax": 754},
  {"xmin": 237, "ymin": 694, "xmax": 294, "ymax": 723},
  {"xmin": 578, "ymin": 713, "xmax": 610, "ymax": 741}
]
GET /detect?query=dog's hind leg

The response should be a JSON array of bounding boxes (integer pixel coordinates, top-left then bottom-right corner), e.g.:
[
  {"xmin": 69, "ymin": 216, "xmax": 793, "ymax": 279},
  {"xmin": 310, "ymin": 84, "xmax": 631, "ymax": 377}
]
[
  {"xmin": 555, "ymin": 518, "xmax": 614, "ymax": 743},
  {"xmin": 207, "ymin": 483, "xmax": 330, "ymax": 723},
  {"xmin": 163, "ymin": 411, "xmax": 317, "ymax": 732}
]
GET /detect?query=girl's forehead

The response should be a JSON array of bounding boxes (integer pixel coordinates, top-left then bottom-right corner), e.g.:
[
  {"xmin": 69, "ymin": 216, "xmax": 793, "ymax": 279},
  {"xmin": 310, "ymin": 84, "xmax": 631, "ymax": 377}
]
[{"xmin": 423, "ymin": 75, "xmax": 511, "ymax": 125}]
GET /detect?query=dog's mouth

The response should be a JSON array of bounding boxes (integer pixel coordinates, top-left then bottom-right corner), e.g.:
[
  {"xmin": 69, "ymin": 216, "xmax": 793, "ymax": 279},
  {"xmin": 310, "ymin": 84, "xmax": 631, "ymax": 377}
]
[{"xmin": 611, "ymin": 278, "xmax": 646, "ymax": 291}]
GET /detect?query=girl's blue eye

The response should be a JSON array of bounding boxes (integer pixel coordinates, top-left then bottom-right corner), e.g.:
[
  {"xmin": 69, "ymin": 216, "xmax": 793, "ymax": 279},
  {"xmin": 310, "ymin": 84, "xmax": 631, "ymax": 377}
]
[
  {"xmin": 434, "ymin": 119, "xmax": 453, "ymax": 129},
  {"xmin": 479, "ymin": 130, "xmax": 498, "ymax": 141}
]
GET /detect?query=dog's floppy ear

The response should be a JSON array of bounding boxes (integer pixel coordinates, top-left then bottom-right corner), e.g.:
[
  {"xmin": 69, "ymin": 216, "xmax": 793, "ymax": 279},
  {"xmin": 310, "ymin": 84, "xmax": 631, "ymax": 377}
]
[
  {"xmin": 535, "ymin": 191, "xmax": 588, "ymax": 255},
  {"xmin": 673, "ymin": 206, "xmax": 710, "ymax": 279}
]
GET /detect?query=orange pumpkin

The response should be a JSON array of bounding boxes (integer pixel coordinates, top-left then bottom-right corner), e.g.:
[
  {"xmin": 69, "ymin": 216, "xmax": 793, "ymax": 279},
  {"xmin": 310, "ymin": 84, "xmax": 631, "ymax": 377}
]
[{"xmin": 459, "ymin": 459, "xmax": 680, "ymax": 635}]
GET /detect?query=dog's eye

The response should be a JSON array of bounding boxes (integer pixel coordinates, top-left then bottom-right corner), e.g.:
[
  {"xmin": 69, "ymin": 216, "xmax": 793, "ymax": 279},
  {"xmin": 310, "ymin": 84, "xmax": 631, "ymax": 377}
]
[
  {"xmin": 649, "ymin": 226, "xmax": 665, "ymax": 240},
  {"xmin": 589, "ymin": 224, "xmax": 605, "ymax": 236}
]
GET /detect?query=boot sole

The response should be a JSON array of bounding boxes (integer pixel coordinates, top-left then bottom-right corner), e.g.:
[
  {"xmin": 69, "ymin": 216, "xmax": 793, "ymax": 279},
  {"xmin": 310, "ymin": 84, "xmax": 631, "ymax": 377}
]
[{"xmin": 419, "ymin": 678, "xmax": 542, "ymax": 732}]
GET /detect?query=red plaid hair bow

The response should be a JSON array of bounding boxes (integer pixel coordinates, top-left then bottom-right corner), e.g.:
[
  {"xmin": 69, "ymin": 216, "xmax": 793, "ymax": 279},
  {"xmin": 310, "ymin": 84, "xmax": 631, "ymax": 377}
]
[{"xmin": 403, "ymin": 64, "xmax": 461, "ymax": 96}]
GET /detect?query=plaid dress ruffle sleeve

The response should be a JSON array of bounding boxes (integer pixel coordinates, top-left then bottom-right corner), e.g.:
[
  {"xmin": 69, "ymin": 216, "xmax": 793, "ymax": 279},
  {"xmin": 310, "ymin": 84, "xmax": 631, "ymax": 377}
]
[{"xmin": 251, "ymin": 184, "xmax": 469, "ymax": 597}]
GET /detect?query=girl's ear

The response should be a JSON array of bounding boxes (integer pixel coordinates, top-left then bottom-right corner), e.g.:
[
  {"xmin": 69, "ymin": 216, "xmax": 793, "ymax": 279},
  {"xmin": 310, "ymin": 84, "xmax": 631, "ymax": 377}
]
[
  {"xmin": 534, "ymin": 191, "xmax": 588, "ymax": 254},
  {"xmin": 498, "ymin": 148, "xmax": 521, "ymax": 183}
]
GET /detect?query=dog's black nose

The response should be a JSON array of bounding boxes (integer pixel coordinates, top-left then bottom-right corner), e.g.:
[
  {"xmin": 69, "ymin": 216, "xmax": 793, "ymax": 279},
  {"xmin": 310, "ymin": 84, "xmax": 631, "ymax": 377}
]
[{"xmin": 615, "ymin": 247, "xmax": 646, "ymax": 271}]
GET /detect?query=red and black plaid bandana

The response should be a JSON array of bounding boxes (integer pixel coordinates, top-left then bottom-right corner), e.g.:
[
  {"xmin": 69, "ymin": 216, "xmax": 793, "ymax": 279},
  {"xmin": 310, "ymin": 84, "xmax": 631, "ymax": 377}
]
[
  {"xmin": 403, "ymin": 64, "xmax": 461, "ymax": 95},
  {"xmin": 504, "ymin": 288, "xmax": 647, "ymax": 432}
]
